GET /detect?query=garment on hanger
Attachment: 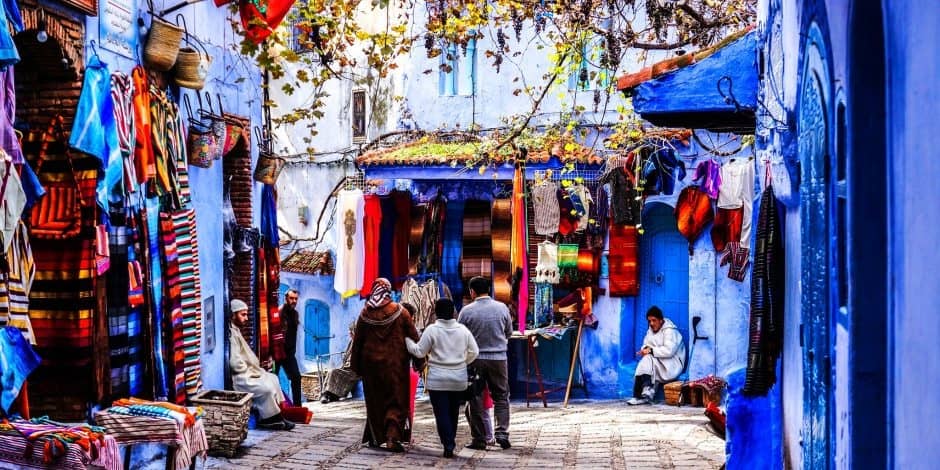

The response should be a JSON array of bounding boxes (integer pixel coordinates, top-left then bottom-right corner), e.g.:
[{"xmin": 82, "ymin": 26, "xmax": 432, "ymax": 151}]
[
  {"xmin": 531, "ymin": 180, "xmax": 560, "ymax": 236},
  {"xmin": 533, "ymin": 283, "xmax": 553, "ymax": 328},
  {"xmin": 643, "ymin": 148, "xmax": 686, "ymax": 196},
  {"xmin": 400, "ymin": 277, "xmax": 452, "ymax": 332},
  {"xmin": 608, "ymin": 224, "xmax": 639, "ymax": 296},
  {"xmin": 440, "ymin": 200, "xmax": 465, "ymax": 303},
  {"xmin": 0, "ymin": 68, "xmax": 22, "ymax": 164},
  {"xmin": 600, "ymin": 166, "xmax": 642, "ymax": 226},
  {"xmin": 460, "ymin": 200, "xmax": 492, "ymax": 288},
  {"xmin": 693, "ymin": 159, "xmax": 722, "ymax": 199},
  {"xmin": 0, "ymin": 0, "xmax": 22, "ymax": 68},
  {"xmin": 360, "ymin": 194, "xmax": 383, "ymax": 297},
  {"xmin": 715, "ymin": 158, "xmax": 755, "ymax": 246},
  {"xmin": 334, "ymin": 188, "xmax": 365, "ymax": 299},
  {"xmin": 535, "ymin": 240, "xmax": 559, "ymax": 284},
  {"xmin": 569, "ymin": 183, "xmax": 593, "ymax": 232},
  {"xmin": 389, "ymin": 189, "xmax": 412, "ymax": 289}
]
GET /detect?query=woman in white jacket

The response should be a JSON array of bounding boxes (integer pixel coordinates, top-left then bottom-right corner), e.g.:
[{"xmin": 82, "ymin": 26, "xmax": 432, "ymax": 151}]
[{"xmin": 405, "ymin": 298, "xmax": 479, "ymax": 458}]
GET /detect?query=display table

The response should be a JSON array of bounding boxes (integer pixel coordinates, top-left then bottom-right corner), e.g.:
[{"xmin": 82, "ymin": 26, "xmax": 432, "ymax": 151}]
[
  {"xmin": 94, "ymin": 410, "xmax": 208, "ymax": 470},
  {"xmin": 0, "ymin": 424, "xmax": 122, "ymax": 470},
  {"xmin": 510, "ymin": 323, "xmax": 587, "ymax": 408}
]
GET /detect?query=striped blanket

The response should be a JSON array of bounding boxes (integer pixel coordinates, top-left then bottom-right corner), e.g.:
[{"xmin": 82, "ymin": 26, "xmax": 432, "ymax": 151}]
[
  {"xmin": 171, "ymin": 209, "xmax": 203, "ymax": 397},
  {"xmin": 95, "ymin": 410, "xmax": 207, "ymax": 470}
]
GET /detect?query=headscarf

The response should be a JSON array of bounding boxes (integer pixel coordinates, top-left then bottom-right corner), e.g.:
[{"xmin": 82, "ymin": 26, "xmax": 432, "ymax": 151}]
[{"xmin": 366, "ymin": 278, "xmax": 392, "ymax": 309}]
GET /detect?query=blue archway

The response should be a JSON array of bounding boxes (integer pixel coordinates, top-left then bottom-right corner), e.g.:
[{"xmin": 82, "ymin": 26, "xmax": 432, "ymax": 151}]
[{"xmin": 635, "ymin": 202, "xmax": 690, "ymax": 350}]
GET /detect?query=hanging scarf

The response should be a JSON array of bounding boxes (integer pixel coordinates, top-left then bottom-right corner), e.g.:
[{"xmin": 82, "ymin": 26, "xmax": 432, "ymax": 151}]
[
  {"xmin": 366, "ymin": 278, "xmax": 392, "ymax": 309},
  {"xmin": 131, "ymin": 67, "xmax": 154, "ymax": 185},
  {"xmin": 110, "ymin": 72, "xmax": 138, "ymax": 199}
]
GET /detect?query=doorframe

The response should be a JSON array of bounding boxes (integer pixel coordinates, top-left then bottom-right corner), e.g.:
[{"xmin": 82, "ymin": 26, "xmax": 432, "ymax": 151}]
[{"xmin": 797, "ymin": 16, "xmax": 835, "ymax": 470}]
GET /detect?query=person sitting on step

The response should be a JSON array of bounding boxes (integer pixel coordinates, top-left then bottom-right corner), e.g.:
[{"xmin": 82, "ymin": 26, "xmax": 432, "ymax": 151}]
[{"xmin": 627, "ymin": 306, "xmax": 687, "ymax": 405}]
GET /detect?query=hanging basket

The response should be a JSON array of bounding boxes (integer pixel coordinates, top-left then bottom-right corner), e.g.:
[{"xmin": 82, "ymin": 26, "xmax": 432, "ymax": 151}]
[
  {"xmin": 174, "ymin": 47, "xmax": 212, "ymax": 89},
  {"xmin": 143, "ymin": 17, "xmax": 184, "ymax": 71},
  {"xmin": 253, "ymin": 151, "xmax": 286, "ymax": 185}
]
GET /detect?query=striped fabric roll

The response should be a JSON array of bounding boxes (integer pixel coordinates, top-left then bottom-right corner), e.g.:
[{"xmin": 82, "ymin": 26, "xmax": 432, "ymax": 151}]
[
  {"xmin": 460, "ymin": 200, "xmax": 492, "ymax": 287},
  {"xmin": 160, "ymin": 213, "xmax": 187, "ymax": 405},
  {"xmin": 171, "ymin": 209, "xmax": 202, "ymax": 397}
]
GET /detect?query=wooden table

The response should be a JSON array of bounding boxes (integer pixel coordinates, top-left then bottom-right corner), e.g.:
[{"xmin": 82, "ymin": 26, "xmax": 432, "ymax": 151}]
[{"xmin": 511, "ymin": 324, "xmax": 587, "ymax": 407}]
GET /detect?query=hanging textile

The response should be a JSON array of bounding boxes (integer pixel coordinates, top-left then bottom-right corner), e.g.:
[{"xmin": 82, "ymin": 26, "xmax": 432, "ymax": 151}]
[
  {"xmin": 491, "ymin": 198, "xmax": 512, "ymax": 304},
  {"xmin": 0, "ymin": 325, "xmax": 39, "ymax": 413},
  {"xmin": 533, "ymin": 283, "xmax": 553, "ymax": 329},
  {"xmin": 600, "ymin": 165, "xmax": 643, "ymax": 226},
  {"xmin": 360, "ymin": 194, "xmax": 382, "ymax": 297},
  {"xmin": 460, "ymin": 200, "xmax": 492, "ymax": 291},
  {"xmin": 400, "ymin": 278, "xmax": 452, "ymax": 332},
  {"xmin": 608, "ymin": 224, "xmax": 639, "ymax": 296},
  {"xmin": 585, "ymin": 184, "xmax": 609, "ymax": 250},
  {"xmin": 510, "ymin": 167, "xmax": 528, "ymax": 331},
  {"xmin": 172, "ymin": 209, "xmax": 203, "ymax": 398},
  {"xmin": 160, "ymin": 213, "xmax": 186, "ymax": 405},
  {"xmin": 106, "ymin": 217, "xmax": 132, "ymax": 400},
  {"xmin": 531, "ymin": 179, "xmax": 559, "ymax": 236},
  {"xmin": 440, "ymin": 201, "xmax": 464, "ymax": 303},
  {"xmin": 535, "ymin": 241, "xmax": 559, "ymax": 284},
  {"xmin": 0, "ymin": 68, "xmax": 22, "ymax": 164},
  {"xmin": 110, "ymin": 72, "xmax": 137, "ymax": 198},
  {"xmin": 0, "ymin": 0, "xmax": 21, "ymax": 68},
  {"xmin": 149, "ymin": 89, "xmax": 190, "ymax": 209},
  {"xmin": 238, "ymin": 0, "xmax": 298, "ymax": 44},
  {"xmin": 743, "ymin": 185, "xmax": 785, "ymax": 395},
  {"xmin": 260, "ymin": 184, "xmax": 279, "ymax": 245},
  {"xmin": 389, "ymin": 189, "xmax": 412, "ymax": 289},
  {"xmin": 333, "ymin": 189, "xmax": 364, "ymax": 299},
  {"xmin": 420, "ymin": 194, "xmax": 446, "ymax": 275},
  {"xmin": 675, "ymin": 186, "xmax": 715, "ymax": 254},
  {"xmin": 715, "ymin": 158, "xmax": 755, "ymax": 246},
  {"xmin": 1, "ymin": 221, "xmax": 34, "ymax": 344},
  {"xmin": 144, "ymin": 198, "xmax": 169, "ymax": 400},
  {"xmin": 377, "ymin": 194, "xmax": 396, "ymax": 284},
  {"xmin": 263, "ymin": 243, "xmax": 281, "ymax": 363},
  {"xmin": 124, "ymin": 219, "xmax": 146, "ymax": 398},
  {"xmin": 131, "ymin": 67, "xmax": 155, "ymax": 185},
  {"xmin": 0, "ymin": 152, "xmax": 26, "ymax": 252},
  {"xmin": 642, "ymin": 148, "xmax": 686, "ymax": 196},
  {"xmin": 568, "ymin": 183, "xmax": 593, "ymax": 233},
  {"xmin": 256, "ymin": 242, "xmax": 270, "ymax": 364},
  {"xmin": 693, "ymin": 159, "xmax": 722, "ymax": 199},
  {"xmin": 408, "ymin": 203, "xmax": 426, "ymax": 276}
]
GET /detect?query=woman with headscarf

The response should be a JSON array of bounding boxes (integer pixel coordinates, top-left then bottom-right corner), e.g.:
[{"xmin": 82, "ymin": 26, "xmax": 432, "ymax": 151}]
[{"xmin": 350, "ymin": 278, "xmax": 423, "ymax": 452}]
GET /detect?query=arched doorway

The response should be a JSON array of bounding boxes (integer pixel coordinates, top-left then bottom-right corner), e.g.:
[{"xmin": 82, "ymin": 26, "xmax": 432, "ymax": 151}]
[
  {"xmin": 798, "ymin": 20, "xmax": 834, "ymax": 469},
  {"xmin": 636, "ymin": 203, "xmax": 689, "ymax": 349}
]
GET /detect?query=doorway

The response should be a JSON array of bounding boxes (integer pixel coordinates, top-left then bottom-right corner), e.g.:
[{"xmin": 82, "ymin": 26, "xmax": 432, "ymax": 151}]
[{"xmin": 636, "ymin": 202, "xmax": 690, "ymax": 349}]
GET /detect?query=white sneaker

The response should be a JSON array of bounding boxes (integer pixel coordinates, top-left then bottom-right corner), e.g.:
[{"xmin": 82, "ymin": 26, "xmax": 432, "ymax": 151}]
[{"xmin": 627, "ymin": 397, "xmax": 649, "ymax": 405}]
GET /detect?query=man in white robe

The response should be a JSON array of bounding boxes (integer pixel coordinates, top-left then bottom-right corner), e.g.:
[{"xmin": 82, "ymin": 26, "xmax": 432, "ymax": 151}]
[
  {"xmin": 229, "ymin": 299, "xmax": 294, "ymax": 430},
  {"xmin": 627, "ymin": 306, "xmax": 687, "ymax": 405}
]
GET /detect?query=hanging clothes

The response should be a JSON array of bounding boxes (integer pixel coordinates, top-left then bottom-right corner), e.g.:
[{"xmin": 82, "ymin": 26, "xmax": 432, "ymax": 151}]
[
  {"xmin": 131, "ymin": 67, "xmax": 155, "ymax": 185},
  {"xmin": 585, "ymin": 185, "xmax": 609, "ymax": 250},
  {"xmin": 160, "ymin": 212, "xmax": 186, "ymax": 405},
  {"xmin": 0, "ymin": 153, "xmax": 25, "ymax": 252},
  {"xmin": 600, "ymin": 166, "xmax": 643, "ymax": 226},
  {"xmin": 608, "ymin": 224, "xmax": 639, "ymax": 296},
  {"xmin": 400, "ymin": 277, "xmax": 452, "ymax": 332},
  {"xmin": 642, "ymin": 148, "xmax": 686, "ymax": 196},
  {"xmin": 378, "ymin": 194, "xmax": 396, "ymax": 284},
  {"xmin": 693, "ymin": 159, "xmax": 722, "ymax": 199},
  {"xmin": 420, "ymin": 195, "xmax": 446, "ymax": 275},
  {"xmin": 714, "ymin": 158, "xmax": 755, "ymax": 246},
  {"xmin": 389, "ymin": 189, "xmax": 412, "ymax": 289},
  {"xmin": 460, "ymin": 200, "xmax": 492, "ymax": 287},
  {"xmin": 440, "ymin": 201, "xmax": 464, "ymax": 303},
  {"xmin": 569, "ymin": 183, "xmax": 593, "ymax": 232},
  {"xmin": 744, "ymin": 185, "xmax": 785, "ymax": 395},
  {"xmin": 172, "ymin": 209, "xmax": 203, "ymax": 398},
  {"xmin": 510, "ymin": 167, "xmax": 528, "ymax": 332},
  {"xmin": 360, "ymin": 194, "xmax": 383, "ymax": 297},
  {"xmin": 110, "ymin": 72, "xmax": 138, "ymax": 199},
  {"xmin": 534, "ymin": 240, "xmax": 559, "ymax": 284},
  {"xmin": 1, "ymin": 221, "xmax": 34, "ymax": 344},
  {"xmin": 334, "ymin": 189, "xmax": 365, "ymax": 299},
  {"xmin": 0, "ymin": 325, "xmax": 39, "ymax": 413},
  {"xmin": 0, "ymin": 68, "xmax": 22, "ymax": 164},
  {"xmin": 533, "ymin": 283, "xmax": 553, "ymax": 328},
  {"xmin": 531, "ymin": 180, "xmax": 560, "ymax": 236},
  {"xmin": 0, "ymin": 0, "xmax": 22, "ymax": 68}
]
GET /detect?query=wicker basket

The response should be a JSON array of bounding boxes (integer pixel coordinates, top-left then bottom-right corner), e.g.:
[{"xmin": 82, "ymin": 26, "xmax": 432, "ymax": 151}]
[
  {"xmin": 664, "ymin": 381, "xmax": 685, "ymax": 406},
  {"xmin": 143, "ymin": 17, "xmax": 184, "ymax": 71},
  {"xmin": 190, "ymin": 389, "xmax": 252, "ymax": 457},
  {"xmin": 301, "ymin": 372, "xmax": 324, "ymax": 401}
]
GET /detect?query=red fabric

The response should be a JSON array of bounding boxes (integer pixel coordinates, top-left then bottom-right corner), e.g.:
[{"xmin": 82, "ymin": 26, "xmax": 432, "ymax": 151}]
[
  {"xmin": 409, "ymin": 369, "xmax": 419, "ymax": 427},
  {"xmin": 675, "ymin": 186, "xmax": 714, "ymax": 248},
  {"xmin": 608, "ymin": 224, "xmax": 639, "ymax": 296},
  {"xmin": 390, "ymin": 190, "xmax": 412, "ymax": 289},
  {"xmin": 482, "ymin": 387, "xmax": 493, "ymax": 409},
  {"xmin": 711, "ymin": 207, "xmax": 743, "ymax": 252},
  {"xmin": 239, "ymin": 0, "xmax": 298, "ymax": 44},
  {"xmin": 360, "ymin": 194, "xmax": 383, "ymax": 296}
]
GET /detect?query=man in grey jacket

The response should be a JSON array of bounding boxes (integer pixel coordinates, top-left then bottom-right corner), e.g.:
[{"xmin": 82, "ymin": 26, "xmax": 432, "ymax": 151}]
[{"xmin": 458, "ymin": 276, "xmax": 514, "ymax": 450}]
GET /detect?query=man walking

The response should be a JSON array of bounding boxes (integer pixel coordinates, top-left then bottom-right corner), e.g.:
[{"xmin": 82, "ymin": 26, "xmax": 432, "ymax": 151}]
[
  {"xmin": 275, "ymin": 289, "xmax": 303, "ymax": 405},
  {"xmin": 458, "ymin": 276, "xmax": 513, "ymax": 450}
]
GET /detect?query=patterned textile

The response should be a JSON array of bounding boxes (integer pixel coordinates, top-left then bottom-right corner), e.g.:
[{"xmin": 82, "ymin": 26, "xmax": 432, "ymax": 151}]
[
  {"xmin": 172, "ymin": 209, "xmax": 203, "ymax": 397},
  {"xmin": 400, "ymin": 278, "xmax": 452, "ymax": 331},
  {"xmin": 642, "ymin": 148, "xmax": 686, "ymax": 196},
  {"xmin": 608, "ymin": 224, "xmax": 639, "ymax": 296},
  {"xmin": 145, "ymin": 197, "xmax": 169, "ymax": 400},
  {"xmin": 94, "ymin": 410, "xmax": 207, "ymax": 470},
  {"xmin": 107, "ymin": 222, "xmax": 132, "ymax": 400},
  {"xmin": 530, "ymin": 180, "xmax": 559, "ymax": 236},
  {"xmin": 720, "ymin": 241, "xmax": 750, "ymax": 282},
  {"xmin": 360, "ymin": 194, "xmax": 382, "ymax": 296},
  {"xmin": 25, "ymin": 148, "xmax": 100, "ymax": 419},
  {"xmin": 744, "ymin": 186, "xmax": 785, "ymax": 395},
  {"xmin": 460, "ymin": 200, "xmax": 492, "ymax": 285},
  {"xmin": 160, "ymin": 213, "xmax": 186, "ymax": 404},
  {"xmin": 712, "ymin": 207, "xmax": 743, "ymax": 253},
  {"xmin": 511, "ymin": 167, "xmax": 529, "ymax": 332},
  {"xmin": 533, "ymin": 283, "xmax": 553, "ymax": 329},
  {"xmin": 600, "ymin": 165, "xmax": 643, "ymax": 226},
  {"xmin": 534, "ymin": 241, "xmax": 559, "ymax": 284},
  {"xmin": 1, "ymin": 221, "xmax": 35, "ymax": 343},
  {"xmin": 0, "ymin": 418, "xmax": 120, "ymax": 470},
  {"xmin": 440, "ymin": 201, "xmax": 464, "ymax": 303}
]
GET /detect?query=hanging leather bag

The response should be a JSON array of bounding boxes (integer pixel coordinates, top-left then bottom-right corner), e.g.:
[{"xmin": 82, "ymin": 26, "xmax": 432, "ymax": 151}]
[{"xmin": 29, "ymin": 116, "xmax": 85, "ymax": 240}]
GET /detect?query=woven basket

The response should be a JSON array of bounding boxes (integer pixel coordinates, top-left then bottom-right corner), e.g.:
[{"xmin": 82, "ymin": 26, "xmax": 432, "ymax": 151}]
[
  {"xmin": 190, "ymin": 389, "xmax": 252, "ymax": 457},
  {"xmin": 174, "ymin": 47, "xmax": 211, "ymax": 90},
  {"xmin": 253, "ymin": 151, "xmax": 286, "ymax": 185},
  {"xmin": 664, "ymin": 381, "xmax": 685, "ymax": 406},
  {"xmin": 144, "ymin": 17, "xmax": 184, "ymax": 71},
  {"xmin": 301, "ymin": 372, "xmax": 324, "ymax": 401}
]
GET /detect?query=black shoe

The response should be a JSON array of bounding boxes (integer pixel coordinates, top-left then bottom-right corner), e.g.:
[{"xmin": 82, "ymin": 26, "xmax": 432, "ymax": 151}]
[
  {"xmin": 464, "ymin": 442, "xmax": 487, "ymax": 450},
  {"xmin": 386, "ymin": 440, "xmax": 405, "ymax": 453},
  {"xmin": 443, "ymin": 449, "xmax": 455, "ymax": 458},
  {"xmin": 496, "ymin": 438, "xmax": 511, "ymax": 450}
]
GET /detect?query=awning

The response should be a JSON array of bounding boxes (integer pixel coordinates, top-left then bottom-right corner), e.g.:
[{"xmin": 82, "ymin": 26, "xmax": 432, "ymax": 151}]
[{"xmin": 618, "ymin": 28, "xmax": 758, "ymax": 134}]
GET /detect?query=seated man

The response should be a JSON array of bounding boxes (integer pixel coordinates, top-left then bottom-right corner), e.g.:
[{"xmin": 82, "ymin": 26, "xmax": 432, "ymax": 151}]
[
  {"xmin": 229, "ymin": 299, "xmax": 295, "ymax": 430},
  {"xmin": 627, "ymin": 306, "xmax": 687, "ymax": 405}
]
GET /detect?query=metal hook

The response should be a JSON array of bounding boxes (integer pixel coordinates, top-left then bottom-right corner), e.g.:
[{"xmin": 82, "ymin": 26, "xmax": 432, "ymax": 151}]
[
  {"xmin": 175, "ymin": 14, "xmax": 189, "ymax": 42},
  {"xmin": 88, "ymin": 40, "xmax": 100, "ymax": 60},
  {"xmin": 183, "ymin": 94, "xmax": 194, "ymax": 121}
]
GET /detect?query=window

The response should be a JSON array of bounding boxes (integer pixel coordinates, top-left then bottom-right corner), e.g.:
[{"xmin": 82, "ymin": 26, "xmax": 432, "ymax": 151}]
[
  {"xmin": 352, "ymin": 90, "xmax": 366, "ymax": 142},
  {"xmin": 569, "ymin": 35, "xmax": 612, "ymax": 91},
  {"xmin": 439, "ymin": 39, "xmax": 477, "ymax": 96}
]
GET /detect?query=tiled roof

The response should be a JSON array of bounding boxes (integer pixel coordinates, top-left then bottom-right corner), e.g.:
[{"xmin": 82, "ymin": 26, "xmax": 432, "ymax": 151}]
[
  {"xmin": 356, "ymin": 132, "xmax": 604, "ymax": 167},
  {"xmin": 617, "ymin": 26, "xmax": 756, "ymax": 92},
  {"xmin": 281, "ymin": 250, "xmax": 334, "ymax": 275}
]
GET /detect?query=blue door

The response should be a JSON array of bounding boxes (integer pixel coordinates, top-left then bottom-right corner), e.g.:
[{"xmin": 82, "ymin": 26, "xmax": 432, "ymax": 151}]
[
  {"xmin": 799, "ymin": 22, "xmax": 833, "ymax": 469},
  {"xmin": 303, "ymin": 300, "xmax": 332, "ymax": 360},
  {"xmin": 636, "ymin": 203, "xmax": 689, "ymax": 351}
]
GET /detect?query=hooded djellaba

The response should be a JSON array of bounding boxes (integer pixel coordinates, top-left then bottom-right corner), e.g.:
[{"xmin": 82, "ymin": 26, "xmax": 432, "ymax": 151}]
[{"xmin": 349, "ymin": 278, "xmax": 425, "ymax": 452}]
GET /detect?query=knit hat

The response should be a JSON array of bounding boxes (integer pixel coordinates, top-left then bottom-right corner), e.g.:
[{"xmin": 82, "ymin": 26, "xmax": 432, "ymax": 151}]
[{"xmin": 231, "ymin": 299, "xmax": 248, "ymax": 312}]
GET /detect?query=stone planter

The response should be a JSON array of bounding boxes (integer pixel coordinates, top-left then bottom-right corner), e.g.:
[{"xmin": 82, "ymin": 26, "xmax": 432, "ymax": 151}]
[{"xmin": 190, "ymin": 389, "xmax": 252, "ymax": 457}]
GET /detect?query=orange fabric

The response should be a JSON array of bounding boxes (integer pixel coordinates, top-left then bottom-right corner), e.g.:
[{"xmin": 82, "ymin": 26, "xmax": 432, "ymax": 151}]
[
  {"xmin": 131, "ymin": 67, "xmax": 154, "ymax": 184},
  {"xmin": 510, "ymin": 166, "xmax": 528, "ymax": 331}
]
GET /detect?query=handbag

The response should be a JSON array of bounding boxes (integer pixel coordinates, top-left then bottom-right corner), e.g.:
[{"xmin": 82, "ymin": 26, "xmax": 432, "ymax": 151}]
[
  {"xmin": 253, "ymin": 151, "xmax": 286, "ymax": 185},
  {"xmin": 463, "ymin": 367, "xmax": 486, "ymax": 401},
  {"xmin": 186, "ymin": 119, "xmax": 215, "ymax": 168},
  {"xmin": 29, "ymin": 116, "xmax": 85, "ymax": 240}
]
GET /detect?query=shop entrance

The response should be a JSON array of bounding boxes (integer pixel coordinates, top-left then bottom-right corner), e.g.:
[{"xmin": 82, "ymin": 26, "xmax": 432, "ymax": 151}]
[
  {"xmin": 303, "ymin": 299, "xmax": 331, "ymax": 360},
  {"xmin": 636, "ymin": 202, "xmax": 689, "ymax": 349}
]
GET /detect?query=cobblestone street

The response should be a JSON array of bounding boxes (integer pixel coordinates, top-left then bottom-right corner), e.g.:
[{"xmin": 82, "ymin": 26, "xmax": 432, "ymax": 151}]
[{"xmin": 203, "ymin": 399, "xmax": 725, "ymax": 469}]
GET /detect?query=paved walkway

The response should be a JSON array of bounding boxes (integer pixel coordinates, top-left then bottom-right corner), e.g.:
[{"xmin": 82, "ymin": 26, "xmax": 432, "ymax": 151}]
[{"xmin": 203, "ymin": 398, "xmax": 725, "ymax": 469}]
